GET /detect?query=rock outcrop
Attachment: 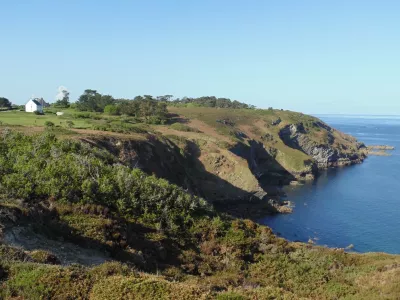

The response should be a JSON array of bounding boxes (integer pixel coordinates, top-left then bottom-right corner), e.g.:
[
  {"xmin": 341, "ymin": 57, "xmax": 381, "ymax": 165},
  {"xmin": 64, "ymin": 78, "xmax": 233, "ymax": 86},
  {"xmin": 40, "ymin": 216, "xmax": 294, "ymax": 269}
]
[{"xmin": 279, "ymin": 123, "xmax": 366, "ymax": 169}]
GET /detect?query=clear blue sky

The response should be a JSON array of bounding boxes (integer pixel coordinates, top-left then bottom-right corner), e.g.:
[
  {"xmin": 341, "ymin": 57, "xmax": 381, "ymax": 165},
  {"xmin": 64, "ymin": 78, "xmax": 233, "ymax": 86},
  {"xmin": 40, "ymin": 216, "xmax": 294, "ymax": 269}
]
[{"xmin": 1, "ymin": 0, "xmax": 400, "ymax": 114}]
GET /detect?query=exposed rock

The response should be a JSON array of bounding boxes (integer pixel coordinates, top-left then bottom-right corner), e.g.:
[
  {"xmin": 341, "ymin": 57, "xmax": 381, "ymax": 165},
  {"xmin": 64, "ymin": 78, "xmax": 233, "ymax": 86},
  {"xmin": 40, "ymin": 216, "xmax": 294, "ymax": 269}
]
[
  {"xmin": 277, "ymin": 206, "xmax": 293, "ymax": 214},
  {"xmin": 304, "ymin": 174, "xmax": 315, "ymax": 181},
  {"xmin": 216, "ymin": 119, "xmax": 235, "ymax": 126},
  {"xmin": 367, "ymin": 145, "xmax": 395, "ymax": 150},
  {"xmin": 279, "ymin": 123, "xmax": 366, "ymax": 169},
  {"xmin": 271, "ymin": 117, "xmax": 281, "ymax": 126},
  {"xmin": 368, "ymin": 150, "xmax": 391, "ymax": 156},
  {"xmin": 289, "ymin": 181, "xmax": 303, "ymax": 186},
  {"xmin": 366, "ymin": 145, "xmax": 394, "ymax": 156}
]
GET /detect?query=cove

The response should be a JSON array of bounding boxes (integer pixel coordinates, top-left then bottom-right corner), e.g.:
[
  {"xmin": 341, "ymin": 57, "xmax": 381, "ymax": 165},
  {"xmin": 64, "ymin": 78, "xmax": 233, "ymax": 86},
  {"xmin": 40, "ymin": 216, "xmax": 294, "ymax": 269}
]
[{"xmin": 260, "ymin": 115, "xmax": 400, "ymax": 254}]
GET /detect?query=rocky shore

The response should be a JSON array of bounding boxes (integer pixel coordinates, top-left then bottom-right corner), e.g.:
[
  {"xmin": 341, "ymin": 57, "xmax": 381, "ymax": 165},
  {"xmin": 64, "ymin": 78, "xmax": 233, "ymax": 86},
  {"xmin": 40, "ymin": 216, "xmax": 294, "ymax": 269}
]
[
  {"xmin": 367, "ymin": 145, "xmax": 395, "ymax": 156},
  {"xmin": 367, "ymin": 145, "xmax": 395, "ymax": 150}
]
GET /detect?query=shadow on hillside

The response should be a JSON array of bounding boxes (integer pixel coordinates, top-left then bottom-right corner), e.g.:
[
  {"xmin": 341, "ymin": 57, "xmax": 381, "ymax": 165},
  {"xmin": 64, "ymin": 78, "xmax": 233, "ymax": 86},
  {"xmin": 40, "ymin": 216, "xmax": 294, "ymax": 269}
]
[
  {"xmin": 229, "ymin": 140, "xmax": 296, "ymax": 193},
  {"xmin": 144, "ymin": 138, "xmax": 281, "ymax": 219},
  {"xmin": 87, "ymin": 135, "xmax": 284, "ymax": 219},
  {"xmin": 165, "ymin": 113, "xmax": 189, "ymax": 125},
  {"xmin": 2, "ymin": 203, "xmax": 183, "ymax": 272}
]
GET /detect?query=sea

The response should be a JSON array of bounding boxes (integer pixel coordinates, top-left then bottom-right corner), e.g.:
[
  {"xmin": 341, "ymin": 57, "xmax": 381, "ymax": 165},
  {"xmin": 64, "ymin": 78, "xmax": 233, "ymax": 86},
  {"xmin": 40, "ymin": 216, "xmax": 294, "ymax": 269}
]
[{"xmin": 260, "ymin": 115, "xmax": 400, "ymax": 254}]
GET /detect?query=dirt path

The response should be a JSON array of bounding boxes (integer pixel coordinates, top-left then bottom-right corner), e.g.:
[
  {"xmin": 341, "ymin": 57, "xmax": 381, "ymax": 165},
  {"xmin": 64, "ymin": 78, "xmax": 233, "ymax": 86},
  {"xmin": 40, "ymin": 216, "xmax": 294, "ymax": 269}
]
[{"xmin": 4, "ymin": 226, "xmax": 110, "ymax": 266}]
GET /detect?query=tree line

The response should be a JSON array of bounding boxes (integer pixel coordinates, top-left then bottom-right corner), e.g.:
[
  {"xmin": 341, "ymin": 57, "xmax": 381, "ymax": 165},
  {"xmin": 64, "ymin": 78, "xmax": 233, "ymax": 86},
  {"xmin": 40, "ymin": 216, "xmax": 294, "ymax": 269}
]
[
  {"xmin": 170, "ymin": 96, "xmax": 254, "ymax": 109},
  {"xmin": 0, "ymin": 91, "xmax": 254, "ymax": 114},
  {"xmin": 75, "ymin": 90, "xmax": 168, "ymax": 124}
]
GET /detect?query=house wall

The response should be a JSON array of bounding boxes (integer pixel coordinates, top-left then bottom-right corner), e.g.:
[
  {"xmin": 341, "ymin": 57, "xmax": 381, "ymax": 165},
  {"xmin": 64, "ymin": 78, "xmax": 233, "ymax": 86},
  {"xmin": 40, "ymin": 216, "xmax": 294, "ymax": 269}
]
[{"xmin": 25, "ymin": 101, "xmax": 43, "ymax": 113}]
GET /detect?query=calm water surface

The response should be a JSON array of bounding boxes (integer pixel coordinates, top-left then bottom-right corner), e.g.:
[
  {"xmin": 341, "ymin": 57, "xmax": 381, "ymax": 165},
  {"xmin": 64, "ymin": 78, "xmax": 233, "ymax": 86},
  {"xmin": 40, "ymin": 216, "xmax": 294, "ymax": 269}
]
[{"xmin": 260, "ymin": 115, "xmax": 400, "ymax": 254}]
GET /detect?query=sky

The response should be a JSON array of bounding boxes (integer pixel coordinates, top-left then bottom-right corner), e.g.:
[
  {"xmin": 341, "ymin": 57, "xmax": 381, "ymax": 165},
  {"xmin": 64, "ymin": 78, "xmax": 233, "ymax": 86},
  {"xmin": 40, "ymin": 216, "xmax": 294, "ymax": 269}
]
[{"xmin": 1, "ymin": 0, "xmax": 400, "ymax": 114}]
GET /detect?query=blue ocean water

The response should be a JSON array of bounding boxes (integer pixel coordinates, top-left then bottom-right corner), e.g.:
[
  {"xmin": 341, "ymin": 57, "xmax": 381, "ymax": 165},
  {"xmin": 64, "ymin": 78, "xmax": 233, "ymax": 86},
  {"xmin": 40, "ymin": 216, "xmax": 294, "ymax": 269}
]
[{"xmin": 260, "ymin": 115, "xmax": 400, "ymax": 254}]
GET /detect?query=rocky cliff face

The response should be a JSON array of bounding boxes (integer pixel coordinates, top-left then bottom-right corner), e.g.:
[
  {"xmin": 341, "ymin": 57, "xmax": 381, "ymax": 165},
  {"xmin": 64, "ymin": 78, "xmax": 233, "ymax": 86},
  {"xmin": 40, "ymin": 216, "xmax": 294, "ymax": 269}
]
[
  {"xmin": 75, "ymin": 110, "xmax": 367, "ymax": 216},
  {"xmin": 79, "ymin": 135, "xmax": 292, "ymax": 216},
  {"xmin": 279, "ymin": 123, "xmax": 366, "ymax": 169}
]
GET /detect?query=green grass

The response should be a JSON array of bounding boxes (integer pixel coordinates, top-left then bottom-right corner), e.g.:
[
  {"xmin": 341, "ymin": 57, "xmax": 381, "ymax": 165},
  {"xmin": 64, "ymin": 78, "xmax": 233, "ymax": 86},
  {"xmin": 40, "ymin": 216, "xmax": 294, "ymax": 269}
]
[
  {"xmin": 0, "ymin": 110, "xmax": 92, "ymax": 128},
  {"xmin": 170, "ymin": 122, "xmax": 200, "ymax": 132},
  {"xmin": 0, "ymin": 109, "xmax": 156, "ymax": 136}
]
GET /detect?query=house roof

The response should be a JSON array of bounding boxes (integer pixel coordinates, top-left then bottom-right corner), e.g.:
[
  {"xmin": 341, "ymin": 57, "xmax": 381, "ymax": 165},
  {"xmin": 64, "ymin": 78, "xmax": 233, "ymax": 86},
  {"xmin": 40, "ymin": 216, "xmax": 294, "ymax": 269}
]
[
  {"xmin": 37, "ymin": 98, "xmax": 48, "ymax": 106},
  {"xmin": 26, "ymin": 99, "xmax": 42, "ymax": 106}
]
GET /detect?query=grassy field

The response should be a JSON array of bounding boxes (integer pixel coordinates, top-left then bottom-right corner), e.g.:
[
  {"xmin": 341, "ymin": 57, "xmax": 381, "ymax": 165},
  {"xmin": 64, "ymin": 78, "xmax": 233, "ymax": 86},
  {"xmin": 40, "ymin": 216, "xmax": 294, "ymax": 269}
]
[
  {"xmin": 0, "ymin": 108, "xmax": 154, "ymax": 136},
  {"xmin": 0, "ymin": 109, "xmax": 92, "ymax": 128}
]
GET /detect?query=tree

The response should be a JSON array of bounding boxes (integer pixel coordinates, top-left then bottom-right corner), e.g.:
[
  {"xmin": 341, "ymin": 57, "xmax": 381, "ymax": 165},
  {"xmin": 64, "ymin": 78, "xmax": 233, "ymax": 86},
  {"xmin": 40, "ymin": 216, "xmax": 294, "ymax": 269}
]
[
  {"xmin": 156, "ymin": 95, "xmax": 173, "ymax": 102},
  {"xmin": 119, "ymin": 100, "xmax": 140, "ymax": 116},
  {"xmin": 55, "ymin": 89, "xmax": 70, "ymax": 108},
  {"xmin": 0, "ymin": 97, "xmax": 11, "ymax": 108},
  {"xmin": 76, "ymin": 89, "xmax": 115, "ymax": 112}
]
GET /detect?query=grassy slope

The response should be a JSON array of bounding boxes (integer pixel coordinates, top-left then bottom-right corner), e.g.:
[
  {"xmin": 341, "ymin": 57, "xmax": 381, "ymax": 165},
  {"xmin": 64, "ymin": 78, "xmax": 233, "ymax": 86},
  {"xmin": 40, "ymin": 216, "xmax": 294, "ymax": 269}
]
[
  {"xmin": 0, "ymin": 107, "xmax": 394, "ymax": 299},
  {"xmin": 166, "ymin": 107, "xmax": 351, "ymax": 175},
  {"xmin": 0, "ymin": 109, "xmax": 92, "ymax": 128},
  {"xmin": 1, "ymin": 200, "xmax": 400, "ymax": 299}
]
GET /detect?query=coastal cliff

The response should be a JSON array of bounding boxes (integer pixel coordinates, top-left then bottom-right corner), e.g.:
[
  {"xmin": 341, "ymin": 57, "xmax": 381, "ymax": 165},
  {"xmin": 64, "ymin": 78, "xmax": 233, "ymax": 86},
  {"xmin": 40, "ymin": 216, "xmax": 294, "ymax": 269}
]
[
  {"xmin": 73, "ymin": 107, "xmax": 366, "ymax": 216},
  {"xmin": 0, "ymin": 109, "xmax": 398, "ymax": 300}
]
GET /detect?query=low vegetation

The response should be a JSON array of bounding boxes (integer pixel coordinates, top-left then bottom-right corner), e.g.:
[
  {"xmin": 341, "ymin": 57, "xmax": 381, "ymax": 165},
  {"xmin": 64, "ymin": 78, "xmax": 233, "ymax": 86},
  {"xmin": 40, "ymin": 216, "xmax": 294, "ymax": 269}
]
[
  {"xmin": 170, "ymin": 122, "xmax": 200, "ymax": 132},
  {"xmin": 0, "ymin": 94, "xmax": 394, "ymax": 299}
]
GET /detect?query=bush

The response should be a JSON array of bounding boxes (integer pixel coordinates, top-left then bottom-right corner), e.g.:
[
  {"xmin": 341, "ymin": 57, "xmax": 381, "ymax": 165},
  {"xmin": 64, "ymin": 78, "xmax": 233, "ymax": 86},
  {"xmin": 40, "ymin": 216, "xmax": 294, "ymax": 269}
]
[
  {"xmin": 66, "ymin": 120, "xmax": 74, "ymax": 128},
  {"xmin": 34, "ymin": 111, "xmax": 44, "ymax": 115},
  {"xmin": 170, "ymin": 123, "xmax": 199, "ymax": 132},
  {"xmin": 216, "ymin": 292, "xmax": 247, "ymax": 300},
  {"xmin": 74, "ymin": 112, "xmax": 91, "ymax": 119},
  {"xmin": 29, "ymin": 250, "xmax": 60, "ymax": 265},
  {"xmin": 0, "ymin": 131, "xmax": 212, "ymax": 233},
  {"xmin": 44, "ymin": 121, "xmax": 55, "ymax": 128},
  {"xmin": 146, "ymin": 116, "xmax": 165, "ymax": 125},
  {"xmin": 104, "ymin": 105, "xmax": 120, "ymax": 115}
]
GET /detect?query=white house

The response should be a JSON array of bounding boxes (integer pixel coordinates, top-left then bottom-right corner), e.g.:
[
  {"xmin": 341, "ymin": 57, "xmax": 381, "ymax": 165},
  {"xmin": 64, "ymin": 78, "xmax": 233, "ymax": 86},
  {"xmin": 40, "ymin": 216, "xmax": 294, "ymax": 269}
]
[{"xmin": 25, "ymin": 99, "xmax": 43, "ymax": 113}]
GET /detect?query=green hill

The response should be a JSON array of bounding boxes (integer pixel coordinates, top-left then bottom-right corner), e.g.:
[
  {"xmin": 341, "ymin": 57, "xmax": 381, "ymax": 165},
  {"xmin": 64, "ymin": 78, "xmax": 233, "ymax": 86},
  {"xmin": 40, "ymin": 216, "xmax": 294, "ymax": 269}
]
[{"xmin": 1, "ymin": 103, "xmax": 395, "ymax": 299}]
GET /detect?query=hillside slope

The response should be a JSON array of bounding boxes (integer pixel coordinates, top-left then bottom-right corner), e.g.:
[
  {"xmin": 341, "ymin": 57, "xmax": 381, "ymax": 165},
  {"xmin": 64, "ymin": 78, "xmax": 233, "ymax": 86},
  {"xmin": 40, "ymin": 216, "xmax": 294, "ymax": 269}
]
[
  {"xmin": 0, "ymin": 107, "xmax": 366, "ymax": 214},
  {"xmin": 166, "ymin": 107, "xmax": 366, "ymax": 175},
  {"xmin": 0, "ymin": 127, "xmax": 398, "ymax": 299},
  {"xmin": 138, "ymin": 107, "xmax": 367, "ymax": 207}
]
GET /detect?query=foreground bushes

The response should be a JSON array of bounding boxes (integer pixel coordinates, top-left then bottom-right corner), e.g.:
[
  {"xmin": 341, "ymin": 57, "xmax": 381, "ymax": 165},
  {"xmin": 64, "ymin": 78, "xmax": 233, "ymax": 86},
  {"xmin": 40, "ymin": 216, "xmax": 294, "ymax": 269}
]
[{"xmin": 0, "ymin": 130, "xmax": 211, "ymax": 232}]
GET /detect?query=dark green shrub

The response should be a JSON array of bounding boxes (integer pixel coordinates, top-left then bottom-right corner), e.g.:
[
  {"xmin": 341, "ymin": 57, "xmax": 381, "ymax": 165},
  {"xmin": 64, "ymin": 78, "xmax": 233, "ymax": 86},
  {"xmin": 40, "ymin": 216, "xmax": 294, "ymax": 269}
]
[
  {"xmin": 66, "ymin": 120, "xmax": 74, "ymax": 128},
  {"xmin": 74, "ymin": 112, "xmax": 91, "ymax": 119},
  {"xmin": 44, "ymin": 121, "xmax": 55, "ymax": 128},
  {"xmin": 0, "ymin": 131, "xmax": 212, "ymax": 233}
]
